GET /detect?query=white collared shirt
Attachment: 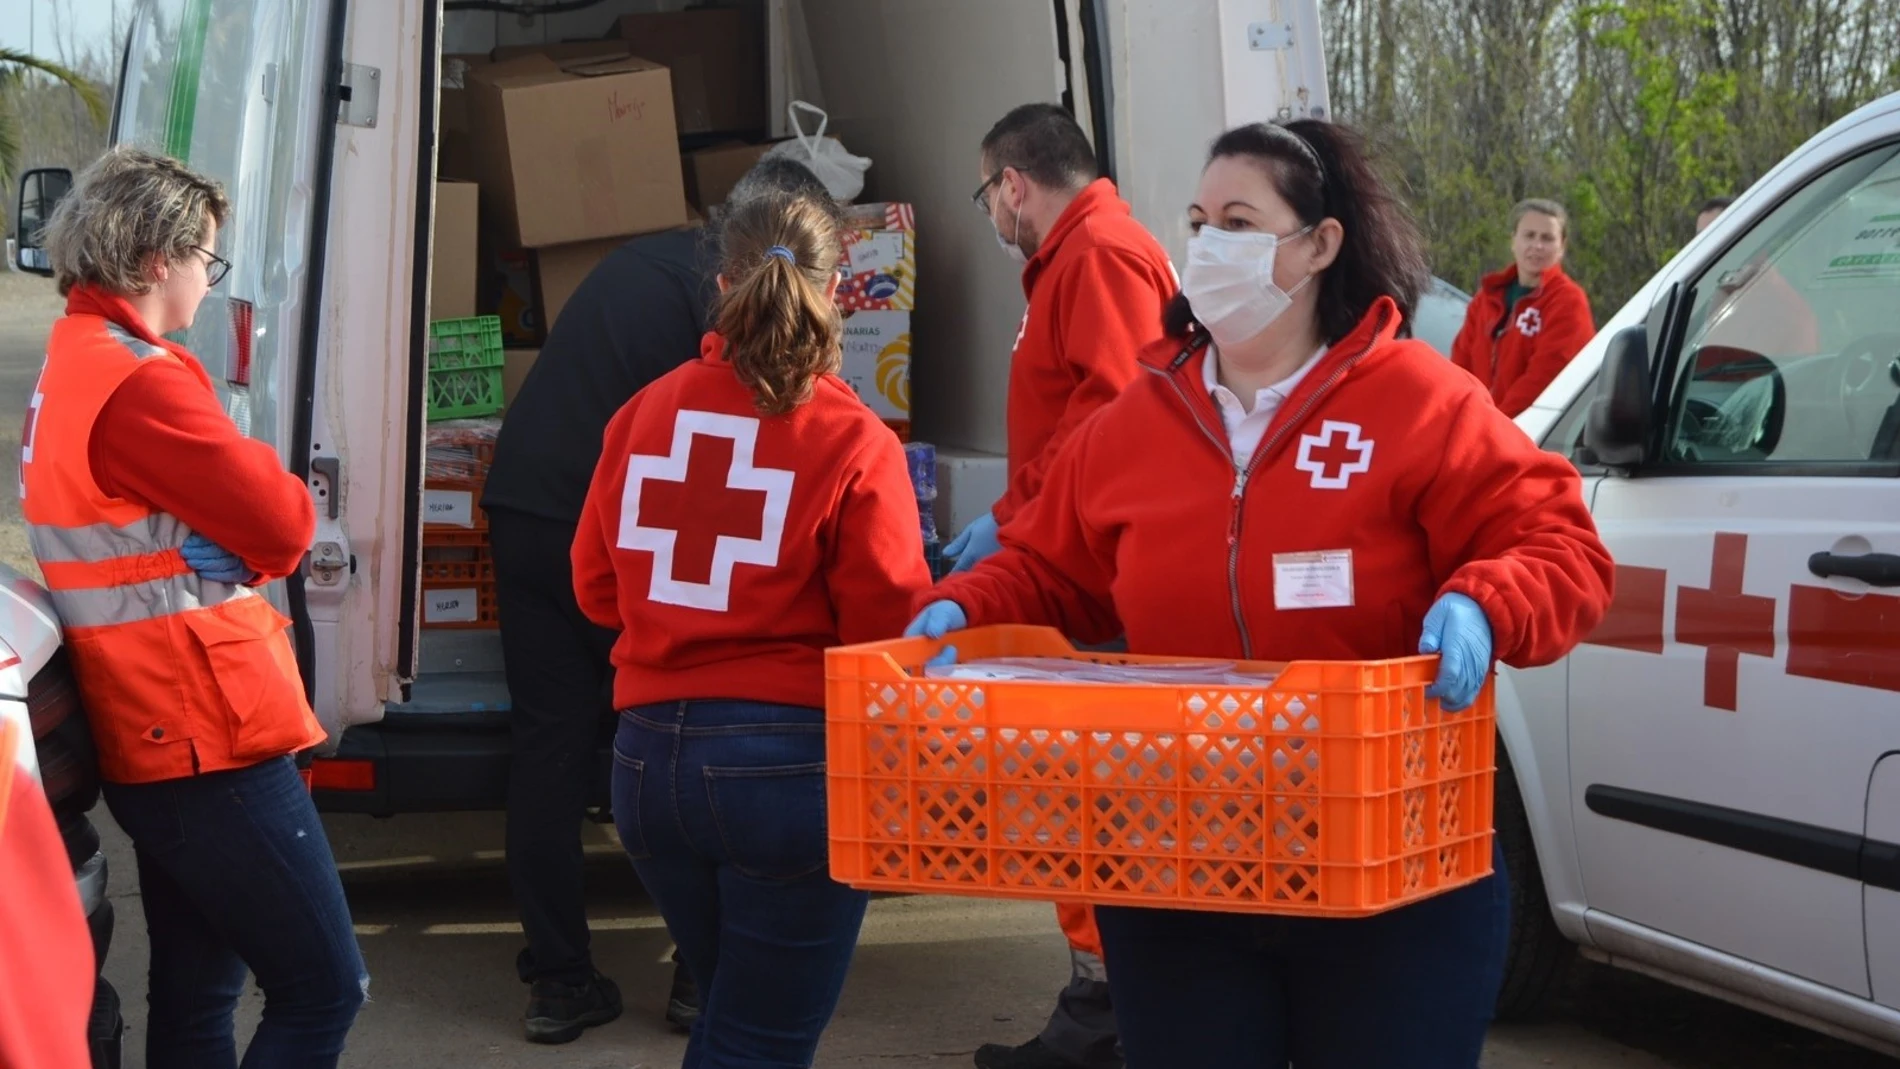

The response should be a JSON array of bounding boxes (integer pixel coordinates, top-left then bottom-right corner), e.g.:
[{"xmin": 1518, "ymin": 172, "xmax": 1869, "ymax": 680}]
[{"xmin": 1202, "ymin": 345, "xmax": 1328, "ymax": 467}]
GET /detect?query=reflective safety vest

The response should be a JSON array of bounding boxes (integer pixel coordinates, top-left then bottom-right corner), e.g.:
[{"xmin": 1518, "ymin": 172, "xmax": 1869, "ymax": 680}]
[
  {"xmin": 0, "ymin": 709, "xmax": 94, "ymax": 1068},
  {"xmin": 21, "ymin": 308, "xmax": 324, "ymax": 784}
]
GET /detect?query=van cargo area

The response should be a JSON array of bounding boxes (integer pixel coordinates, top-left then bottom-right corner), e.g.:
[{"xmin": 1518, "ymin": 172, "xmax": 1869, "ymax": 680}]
[{"xmin": 318, "ymin": 0, "xmax": 1141, "ymax": 814}]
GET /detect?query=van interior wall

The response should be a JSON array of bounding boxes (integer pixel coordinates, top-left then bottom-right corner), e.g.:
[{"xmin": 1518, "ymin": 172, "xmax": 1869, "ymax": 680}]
[{"xmin": 798, "ymin": 0, "xmax": 1065, "ymax": 456}]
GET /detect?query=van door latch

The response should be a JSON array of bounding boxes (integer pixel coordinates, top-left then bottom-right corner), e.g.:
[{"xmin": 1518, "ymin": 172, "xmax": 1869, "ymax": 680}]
[
  {"xmin": 1248, "ymin": 22, "xmax": 1294, "ymax": 51},
  {"xmin": 338, "ymin": 64, "xmax": 381, "ymax": 129},
  {"xmin": 308, "ymin": 542, "xmax": 350, "ymax": 586}
]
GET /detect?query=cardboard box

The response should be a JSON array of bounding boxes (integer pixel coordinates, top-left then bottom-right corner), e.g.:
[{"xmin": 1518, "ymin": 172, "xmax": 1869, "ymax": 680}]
[
  {"xmin": 439, "ymin": 54, "xmax": 491, "ymax": 180},
  {"xmin": 682, "ymin": 138, "xmax": 845, "ymax": 212},
  {"xmin": 503, "ymin": 348, "xmax": 539, "ymax": 409},
  {"xmin": 839, "ymin": 310, "xmax": 910, "ymax": 421},
  {"xmin": 616, "ymin": 10, "xmax": 765, "ymax": 135},
  {"xmin": 490, "ymin": 40, "xmax": 632, "ymax": 64},
  {"xmin": 431, "ymin": 181, "xmax": 480, "ymax": 321},
  {"xmin": 535, "ymin": 238, "xmax": 623, "ymax": 332},
  {"xmin": 468, "ymin": 54, "xmax": 687, "ymax": 248},
  {"xmin": 683, "ymin": 141, "xmax": 771, "ymax": 212},
  {"xmin": 838, "ymin": 203, "xmax": 917, "ymax": 312}
]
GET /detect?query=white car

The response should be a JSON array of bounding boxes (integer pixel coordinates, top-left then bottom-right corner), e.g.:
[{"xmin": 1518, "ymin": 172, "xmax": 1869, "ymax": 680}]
[{"xmin": 1495, "ymin": 88, "xmax": 1900, "ymax": 1054}]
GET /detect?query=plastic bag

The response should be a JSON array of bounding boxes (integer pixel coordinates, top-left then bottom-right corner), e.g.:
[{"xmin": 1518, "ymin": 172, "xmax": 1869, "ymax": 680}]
[{"xmin": 763, "ymin": 101, "xmax": 871, "ymax": 202}]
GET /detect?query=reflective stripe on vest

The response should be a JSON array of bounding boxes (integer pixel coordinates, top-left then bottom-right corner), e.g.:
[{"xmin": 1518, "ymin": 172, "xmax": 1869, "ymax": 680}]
[{"xmin": 29, "ymin": 511, "xmax": 250, "ymax": 630}]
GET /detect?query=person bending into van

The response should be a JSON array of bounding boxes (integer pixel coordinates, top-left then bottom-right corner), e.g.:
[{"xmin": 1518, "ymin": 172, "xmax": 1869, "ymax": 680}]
[
  {"xmin": 1449, "ymin": 198, "xmax": 1596, "ymax": 417},
  {"xmin": 482, "ymin": 157, "xmax": 832, "ymax": 1044},
  {"xmin": 951, "ymin": 100, "xmax": 1177, "ymax": 1069},
  {"xmin": 27, "ymin": 147, "xmax": 365, "ymax": 1067},
  {"xmin": 572, "ymin": 187, "xmax": 930, "ymax": 1068},
  {"xmin": 909, "ymin": 121, "xmax": 1614, "ymax": 1069}
]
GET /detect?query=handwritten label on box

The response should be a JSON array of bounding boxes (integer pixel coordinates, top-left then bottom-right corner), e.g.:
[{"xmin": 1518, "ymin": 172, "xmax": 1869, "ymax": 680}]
[
  {"xmin": 848, "ymin": 232, "xmax": 908, "ymax": 276},
  {"xmin": 425, "ymin": 588, "xmax": 481, "ymax": 624},
  {"xmin": 424, "ymin": 489, "xmax": 475, "ymax": 528}
]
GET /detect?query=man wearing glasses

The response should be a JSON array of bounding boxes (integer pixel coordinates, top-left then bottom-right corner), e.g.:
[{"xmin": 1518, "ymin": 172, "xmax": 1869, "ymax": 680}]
[
  {"xmin": 950, "ymin": 104, "xmax": 1177, "ymax": 579},
  {"xmin": 952, "ymin": 103, "xmax": 1176, "ymax": 1069}
]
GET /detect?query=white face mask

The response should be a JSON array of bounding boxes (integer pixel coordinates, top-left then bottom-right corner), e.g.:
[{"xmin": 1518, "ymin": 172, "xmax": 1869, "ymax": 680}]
[
  {"xmin": 992, "ymin": 184, "xmax": 1029, "ymax": 265},
  {"xmin": 1181, "ymin": 224, "xmax": 1314, "ymax": 347}
]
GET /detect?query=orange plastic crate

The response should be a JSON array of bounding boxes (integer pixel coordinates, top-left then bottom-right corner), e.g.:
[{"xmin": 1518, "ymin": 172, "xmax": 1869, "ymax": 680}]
[{"xmin": 825, "ymin": 626, "xmax": 1495, "ymax": 918}]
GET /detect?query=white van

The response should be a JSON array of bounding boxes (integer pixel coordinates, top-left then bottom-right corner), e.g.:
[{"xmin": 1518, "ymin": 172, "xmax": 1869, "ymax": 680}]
[{"xmin": 13, "ymin": 0, "xmax": 1900, "ymax": 1057}]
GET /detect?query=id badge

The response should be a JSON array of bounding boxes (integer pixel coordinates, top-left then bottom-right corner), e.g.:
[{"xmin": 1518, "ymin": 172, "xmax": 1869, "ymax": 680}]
[{"xmin": 1272, "ymin": 550, "xmax": 1354, "ymax": 610}]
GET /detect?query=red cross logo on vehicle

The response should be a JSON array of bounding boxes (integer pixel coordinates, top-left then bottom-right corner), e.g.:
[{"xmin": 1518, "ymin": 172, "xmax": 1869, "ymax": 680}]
[
  {"xmin": 1583, "ymin": 532, "xmax": 1900, "ymax": 705},
  {"xmin": 1516, "ymin": 307, "xmax": 1543, "ymax": 337},
  {"xmin": 617, "ymin": 410, "xmax": 795, "ymax": 612},
  {"xmin": 1294, "ymin": 421, "xmax": 1374, "ymax": 490}
]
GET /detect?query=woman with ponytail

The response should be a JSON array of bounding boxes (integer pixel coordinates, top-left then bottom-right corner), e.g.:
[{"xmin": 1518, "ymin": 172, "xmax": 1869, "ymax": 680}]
[
  {"xmin": 572, "ymin": 188, "xmax": 931, "ymax": 1068},
  {"xmin": 907, "ymin": 121, "xmax": 1615, "ymax": 1067}
]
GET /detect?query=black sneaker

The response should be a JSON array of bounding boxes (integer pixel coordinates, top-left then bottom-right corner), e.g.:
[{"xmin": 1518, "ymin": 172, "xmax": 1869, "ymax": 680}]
[
  {"xmin": 665, "ymin": 957, "xmax": 701, "ymax": 1032},
  {"xmin": 973, "ymin": 1037, "xmax": 1120, "ymax": 1069},
  {"xmin": 524, "ymin": 971, "xmax": 622, "ymax": 1045}
]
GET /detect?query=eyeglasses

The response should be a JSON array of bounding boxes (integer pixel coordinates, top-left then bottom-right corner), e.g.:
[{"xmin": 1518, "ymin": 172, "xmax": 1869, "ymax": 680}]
[
  {"xmin": 971, "ymin": 169, "xmax": 1006, "ymax": 216},
  {"xmin": 192, "ymin": 246, "xmax": 231, "ymax": 287}
]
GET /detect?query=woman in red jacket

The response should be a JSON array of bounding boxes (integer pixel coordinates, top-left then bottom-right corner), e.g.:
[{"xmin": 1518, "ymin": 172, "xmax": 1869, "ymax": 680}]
[
  {"xmin": 909, "ymin": 122, "xmax": 1614, "ymax": 1068},
  {"xmin": 1449, "ymin": 198, "xmax": 1597, "ymax": 417},
  {"xmin": 31, "ymin": 147, "xmax": 363, "ymax": 1069},
  {"xmin": 573, "ymin": 188, "xmax": 932, "ymax": 1068}
]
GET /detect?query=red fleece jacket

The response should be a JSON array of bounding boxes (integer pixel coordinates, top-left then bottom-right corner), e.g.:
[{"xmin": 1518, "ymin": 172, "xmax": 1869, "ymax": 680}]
[
  {"xmin": 575, "ymin": 333, "xmax": 932, "ymax": 711},
  {"xmin": 993, "ymin": 178, "xmax": 1177, "ymax": 526},
  {"xmin": 1449, "ymin": 263, "xmax": 1596, "ymax": 418},
  {"xmin": 73, "ymin": 288, "xmax": 314, "ymax": 581},
  {"xmin": 931, "ymin": 297, "xmax": 1614, "ymax": 670}
]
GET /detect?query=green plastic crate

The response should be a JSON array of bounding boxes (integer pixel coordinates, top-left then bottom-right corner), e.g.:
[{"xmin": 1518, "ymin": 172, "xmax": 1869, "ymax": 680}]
[{"xmin": 427, "ymin": 316, "xmax": 505, "ymax": 420}]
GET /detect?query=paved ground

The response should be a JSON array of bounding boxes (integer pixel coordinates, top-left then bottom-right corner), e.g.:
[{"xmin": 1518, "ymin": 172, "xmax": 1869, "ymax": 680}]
[{"xmin": 3, "ymin": 270, "xmax": 1894, "ymax": 1066}]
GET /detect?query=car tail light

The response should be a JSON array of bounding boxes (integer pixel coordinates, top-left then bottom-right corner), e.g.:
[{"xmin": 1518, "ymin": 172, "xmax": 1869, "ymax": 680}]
[{"xmin": 227, "ymin": 298, "xmax": 254, "ymax": 387}]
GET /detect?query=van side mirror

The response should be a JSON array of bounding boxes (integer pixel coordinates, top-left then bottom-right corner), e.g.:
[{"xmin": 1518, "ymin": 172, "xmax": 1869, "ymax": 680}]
[
  {"xmin": 14, "ymin": 167, "xmax": 74, "ymax": 277},
  {"xmin": 1582, "ymin": 325, "xmax": 1652, "ymax": 469}
]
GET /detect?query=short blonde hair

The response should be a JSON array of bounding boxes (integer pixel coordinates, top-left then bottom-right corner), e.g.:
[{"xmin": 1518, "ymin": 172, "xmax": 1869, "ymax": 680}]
[
  {"xmin": 1510, "ymin": 197, "xmax": 1569, "ymax": 240},
  {"xmin": 43, "ymin": 146, "xmax": 230, "ymax": 297}
]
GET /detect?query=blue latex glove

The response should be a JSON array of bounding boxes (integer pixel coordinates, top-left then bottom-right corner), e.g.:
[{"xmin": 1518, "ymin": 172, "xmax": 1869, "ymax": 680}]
[
  {"xmin": 181, "ymin": 532, "xmax": 255, "ymax": 585},
  {"xmin": 1419, "ymin": 593, "xmax": 1493, "ymax": 713},
  {"xmin": 945, "ymin": 512, "xmax": 1002, "ymax": 574},
  {"xmin": 904, "ymin": 600, "xmax": 967, "ymax": 667}
]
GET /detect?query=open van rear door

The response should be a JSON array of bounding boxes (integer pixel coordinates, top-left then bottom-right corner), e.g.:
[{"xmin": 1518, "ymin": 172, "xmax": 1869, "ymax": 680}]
[{"xmin": 110, "ymin": 0, "xmax": 430, "ymax": 742}]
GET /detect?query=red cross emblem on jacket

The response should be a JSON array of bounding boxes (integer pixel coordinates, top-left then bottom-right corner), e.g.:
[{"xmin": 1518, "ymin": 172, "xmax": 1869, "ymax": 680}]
[
  {"xmin": 1294, "ymin": 420, "xmax": 1375, "ymax": 490},
  {"xmin": 617, "ymin": 410, "xmax": 795, "ymax": 612}
]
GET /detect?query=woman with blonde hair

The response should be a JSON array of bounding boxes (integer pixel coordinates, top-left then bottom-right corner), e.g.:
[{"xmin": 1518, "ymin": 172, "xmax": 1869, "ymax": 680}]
[
  {"xmin": 572, "ymin": 187, "xmax": 932, "ymax": 1067},
  {"xmin": 27, "ymin": 146, "xmax": 364, "ymax": 1068}
]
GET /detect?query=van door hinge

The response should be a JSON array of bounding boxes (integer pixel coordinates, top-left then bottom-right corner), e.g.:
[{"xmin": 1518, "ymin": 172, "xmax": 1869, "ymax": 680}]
[
  {"xmin": 1248, "ymin": 22, "xmax": 1295, "ymax": 51},
  {"xmin": 338, "ymin": 64, "xmax": 381, "ymax": 128}
]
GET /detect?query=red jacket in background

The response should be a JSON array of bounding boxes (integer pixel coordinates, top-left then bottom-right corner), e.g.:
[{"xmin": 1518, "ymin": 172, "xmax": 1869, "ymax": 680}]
[
  {"xmin": 932, "ymin": 297, "xmax": 1614, "ymax": 670},
  {"xmin": 992, "ymin": 178, "xmax": 1176, "ymax": 526},
  {"xmin": 574, "ymin": 333, "xmax": 933, "ymax": 711},
  {"xmin": 1450, "ymin": 262, "xmax": 1596, "ymax": 418},
  {"xmin": 0, "ymin": 717, "xmax": 93, "ymax": 1069}
]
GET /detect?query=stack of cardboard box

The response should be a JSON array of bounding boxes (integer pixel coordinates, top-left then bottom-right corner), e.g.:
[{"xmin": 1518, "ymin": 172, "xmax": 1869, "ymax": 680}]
[{"xmin": 424, "ymin": 8, "xmax": 913, "ymax": 436}]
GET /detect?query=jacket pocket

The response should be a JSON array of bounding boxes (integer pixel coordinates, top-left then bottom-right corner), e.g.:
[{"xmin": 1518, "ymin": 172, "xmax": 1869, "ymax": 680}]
[
  {"xmin": 704, "ymin": 762, "xmax": 832, "ymax": 882},
  {"xmin": 64, "ymin": 628, "xmax": 197, "ymax": 776},
  {"xmin": 182, "ymin": 595, "xmax": 317, "ymax": 762}
]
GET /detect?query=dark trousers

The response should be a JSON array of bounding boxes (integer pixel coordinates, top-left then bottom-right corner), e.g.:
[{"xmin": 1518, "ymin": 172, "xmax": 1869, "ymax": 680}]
[
  {"xmin": 1037, "ymin": 952, "xmax": 1119, "ymax": 1068},
  {"xmin": 1094, "ymin": 841, "xmax": 1510, "ymax": 1069},
  {"xmin": 102, "ymin": 757, "xmax": 366, "ymax": 1069},
  {"xmin": 490, "ymin": 507, "xmax": 618, "ymax": 985},
  {"xmin": 614, "ymin": 701, "xmax": 870, "ymax": 1069}
]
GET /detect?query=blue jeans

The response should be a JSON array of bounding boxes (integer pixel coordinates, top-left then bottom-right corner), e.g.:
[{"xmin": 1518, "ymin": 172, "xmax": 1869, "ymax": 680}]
[
  {"xmin": 1094, "ymin": 840, "xmax": 1510, "ymax": 1069},
  {"xmin": 102, "ymin": 756, "xmax": 366, "ymax": 1069},
  {"xmin": 613, "ymin": 701, "xmax": 869, "ymax": 1069}
]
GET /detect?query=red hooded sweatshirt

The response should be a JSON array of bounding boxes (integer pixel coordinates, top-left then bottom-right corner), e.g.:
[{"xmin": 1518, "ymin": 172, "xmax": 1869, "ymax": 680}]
[
  {"xmin": 574, "ymin": 333, "xmax": 932, "ymax": 711},
  {"xmin": 931, "ymin": 298, "xmax": 1614, "ymax": 670},
  {"xmin": 993, "ymin": 178, "xmax": 1177, "ymax": 526},
  {"xmin": 1449, "ymin": 263, "xmax": 1596, "ymax": 418}
]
